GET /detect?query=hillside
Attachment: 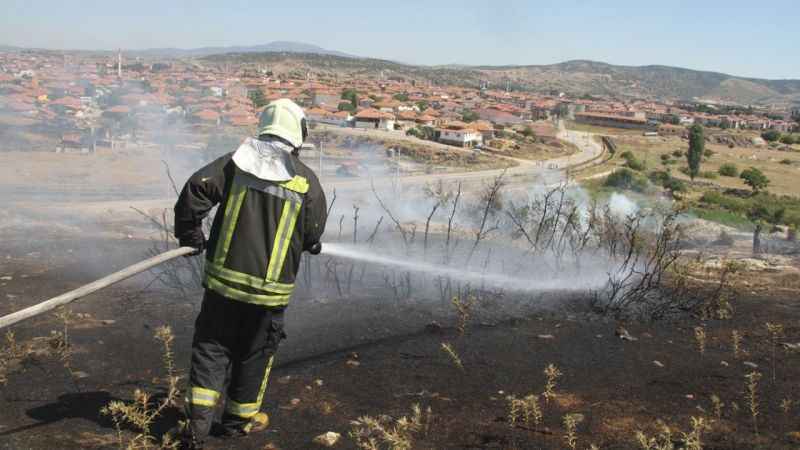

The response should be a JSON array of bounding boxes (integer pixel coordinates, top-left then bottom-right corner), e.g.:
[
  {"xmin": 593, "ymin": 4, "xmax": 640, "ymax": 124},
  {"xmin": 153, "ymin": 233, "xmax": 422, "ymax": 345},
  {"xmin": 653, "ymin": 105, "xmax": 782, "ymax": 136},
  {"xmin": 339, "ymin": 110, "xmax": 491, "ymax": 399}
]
[{"xmin": 201, "ymin": 52, "xmax": 800, "ymax": 106}]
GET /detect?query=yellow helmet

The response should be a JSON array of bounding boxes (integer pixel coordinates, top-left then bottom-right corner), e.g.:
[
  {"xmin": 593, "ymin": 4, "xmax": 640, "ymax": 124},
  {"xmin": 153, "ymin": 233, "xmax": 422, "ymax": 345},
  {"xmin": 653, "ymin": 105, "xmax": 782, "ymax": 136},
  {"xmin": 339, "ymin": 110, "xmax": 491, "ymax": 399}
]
[{"xmin": 258, "ymin": 98, "xmax": 308, "ymax": 149}]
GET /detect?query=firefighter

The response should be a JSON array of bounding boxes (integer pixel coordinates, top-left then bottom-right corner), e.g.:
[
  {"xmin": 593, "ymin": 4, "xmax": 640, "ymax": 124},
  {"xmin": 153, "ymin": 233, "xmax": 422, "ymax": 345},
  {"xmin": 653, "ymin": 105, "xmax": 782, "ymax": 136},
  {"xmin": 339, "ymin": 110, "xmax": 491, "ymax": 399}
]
[{"xmin": 172, "ymin": 99, "xmax": 327, "ymax": 448}]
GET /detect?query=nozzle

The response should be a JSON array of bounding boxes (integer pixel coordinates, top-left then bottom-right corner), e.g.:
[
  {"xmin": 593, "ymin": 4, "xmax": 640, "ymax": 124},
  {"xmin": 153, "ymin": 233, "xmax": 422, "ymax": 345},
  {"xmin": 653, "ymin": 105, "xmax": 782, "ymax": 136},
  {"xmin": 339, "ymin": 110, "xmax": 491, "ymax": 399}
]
[{"xmin": 307, "ymin": 242, "xmax": 322, "ymax": 255}]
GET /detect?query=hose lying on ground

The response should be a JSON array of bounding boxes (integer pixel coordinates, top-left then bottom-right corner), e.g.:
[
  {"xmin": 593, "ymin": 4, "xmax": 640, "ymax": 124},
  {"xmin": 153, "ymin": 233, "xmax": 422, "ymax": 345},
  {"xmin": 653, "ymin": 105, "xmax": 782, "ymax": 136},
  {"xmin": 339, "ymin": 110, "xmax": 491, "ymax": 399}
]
[{"xmin": 0, "ymin": 247, "xmax": 197, "ymax": 330}]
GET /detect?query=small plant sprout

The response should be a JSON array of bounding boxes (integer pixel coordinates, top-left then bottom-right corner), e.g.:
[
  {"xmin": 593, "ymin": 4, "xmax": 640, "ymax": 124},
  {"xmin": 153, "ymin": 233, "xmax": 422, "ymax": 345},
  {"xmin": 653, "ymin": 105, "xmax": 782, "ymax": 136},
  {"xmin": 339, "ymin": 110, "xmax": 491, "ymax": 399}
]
[
  {"xmin": 543, "ymin": 363, "xmax": 563, "ymax": 403},
  {"xmin": 710, "ymin": 394, "xmax": 723, "ymax": 421},
  {"xmin": 440, "ymin": 342, "xmax": 464, "ymax": 371},
  {"xmin": 563, "ymin": 413, "xmax": 583, "ymax": 450},
  {"xmin": 731, "ymin": 330, "xmax": 743, "ymax": 359},
  {"xmin": 744, "ymin": 371, "xmax": 762, "ymax": 435},
  {"xmin": 693, "ymin": 326, "xmax": 706, "ymax": 358},
  {"xmin": 764, "ymin": 322, "xmax": 783, "ymax": 383}
]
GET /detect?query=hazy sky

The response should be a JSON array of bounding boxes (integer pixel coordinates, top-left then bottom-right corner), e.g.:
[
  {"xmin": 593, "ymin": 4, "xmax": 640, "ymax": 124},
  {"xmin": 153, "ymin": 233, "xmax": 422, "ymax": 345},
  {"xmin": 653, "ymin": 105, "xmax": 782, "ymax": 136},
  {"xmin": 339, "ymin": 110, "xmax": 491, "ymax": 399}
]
[{"xmin": 2, "ymin": 0, "xmax": 798, "ymax": 79}]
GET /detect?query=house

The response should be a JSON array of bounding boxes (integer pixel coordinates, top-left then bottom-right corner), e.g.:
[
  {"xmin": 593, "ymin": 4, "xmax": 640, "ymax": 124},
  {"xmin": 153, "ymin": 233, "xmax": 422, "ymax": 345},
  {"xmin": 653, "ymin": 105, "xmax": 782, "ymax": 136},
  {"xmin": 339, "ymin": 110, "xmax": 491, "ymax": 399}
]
[
  {"xmin": 354, "ymin": 108, "xmax": 395, "ymax": 130},
  {"xmin": 415, "ymin": 114, "xmax": 438, "ymax": 127},
  {"xmin": 438, "ymin": 122, "xmax": 483, "ymax": 148}
]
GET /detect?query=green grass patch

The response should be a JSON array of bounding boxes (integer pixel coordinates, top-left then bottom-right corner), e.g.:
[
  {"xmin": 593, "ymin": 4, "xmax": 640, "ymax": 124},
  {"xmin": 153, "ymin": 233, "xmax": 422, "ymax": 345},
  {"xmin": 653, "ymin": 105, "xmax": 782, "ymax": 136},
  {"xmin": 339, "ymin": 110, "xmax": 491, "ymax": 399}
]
[{"xmin": 688, "ymin": 207, "xmax": 754, "ymax": 231}]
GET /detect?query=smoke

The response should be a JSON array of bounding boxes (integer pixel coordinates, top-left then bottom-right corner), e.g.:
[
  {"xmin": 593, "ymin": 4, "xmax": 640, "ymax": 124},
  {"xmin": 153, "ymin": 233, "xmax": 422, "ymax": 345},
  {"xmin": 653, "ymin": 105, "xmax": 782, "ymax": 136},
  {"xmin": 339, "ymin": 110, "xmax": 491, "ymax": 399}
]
[{"xmin": 607, "ymin": 192, "xmax": 639, "ymax": 219}]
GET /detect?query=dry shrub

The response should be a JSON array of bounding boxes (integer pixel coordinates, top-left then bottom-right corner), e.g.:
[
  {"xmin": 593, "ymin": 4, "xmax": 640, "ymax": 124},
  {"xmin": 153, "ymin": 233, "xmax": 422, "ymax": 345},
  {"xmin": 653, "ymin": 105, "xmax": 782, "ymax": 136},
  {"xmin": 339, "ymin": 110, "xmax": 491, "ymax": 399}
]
[
  {"xmin": 563, "ymin": 413, "xmax": 583, "ymax": 450},
  {"xmin": 101, "ymin": 326, "xmax": 182, "ymax": 450},
  {"xmin": 636, "ymin": 417, "xmax": 709, "ymax": 450},
  {"xmin": 744, "ymin": 371, "xmax": 762, "ymax": 435},
  {"xmin": 451, "ymin": 295, "xmax": 475, "ymax": 337},
  {"xmin": 543, "ymin": 363, "xmax": 563, "ymax": 403},
  {"xmin": 349, "ymin": 403, "xmax": 432, "ymax": 450},
  {"xmin": 0, "ymin": 331, "xmax": 27, "ymax": 385}
]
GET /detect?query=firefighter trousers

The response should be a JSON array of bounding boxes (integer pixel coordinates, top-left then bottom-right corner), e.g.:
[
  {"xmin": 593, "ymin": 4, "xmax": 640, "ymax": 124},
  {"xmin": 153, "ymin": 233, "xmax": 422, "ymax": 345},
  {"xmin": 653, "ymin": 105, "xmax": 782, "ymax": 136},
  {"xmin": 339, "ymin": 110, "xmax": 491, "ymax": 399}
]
[{"xmin": 185, "ymin": 289, "xmax": 286, "ymax": 439}]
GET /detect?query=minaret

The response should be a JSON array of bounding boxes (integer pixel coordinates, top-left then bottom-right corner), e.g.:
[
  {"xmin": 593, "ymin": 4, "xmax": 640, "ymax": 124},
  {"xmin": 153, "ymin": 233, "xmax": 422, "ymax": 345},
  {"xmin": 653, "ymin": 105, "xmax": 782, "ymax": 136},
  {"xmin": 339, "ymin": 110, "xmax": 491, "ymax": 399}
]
[{"xmin": 117, "ymin": 50, "xmax": 122, "ymax": 78}]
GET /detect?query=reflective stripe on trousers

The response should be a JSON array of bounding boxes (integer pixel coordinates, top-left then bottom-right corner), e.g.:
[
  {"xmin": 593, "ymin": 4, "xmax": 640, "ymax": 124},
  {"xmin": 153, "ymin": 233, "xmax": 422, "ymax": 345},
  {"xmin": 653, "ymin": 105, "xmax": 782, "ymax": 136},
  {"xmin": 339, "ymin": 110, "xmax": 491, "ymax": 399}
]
[{"xmin": 225, "ymin": 356, "xmax": 275, "ymax": 419}]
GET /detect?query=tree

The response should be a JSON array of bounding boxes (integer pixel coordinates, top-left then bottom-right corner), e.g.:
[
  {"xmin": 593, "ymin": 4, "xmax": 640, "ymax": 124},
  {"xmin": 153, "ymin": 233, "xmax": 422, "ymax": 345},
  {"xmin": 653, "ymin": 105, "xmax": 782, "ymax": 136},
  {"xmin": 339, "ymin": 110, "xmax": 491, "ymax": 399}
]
[
  {"xmin": 747, "ymin": 205, "xmax": 785, "ymax": 254},
  {"xmin": 520, "ymin": 125, "xmax": 535, "ymax": 138},
  {"xmin": 415, "ymin": 100, "xmax": 429, "ymax": 111},
  {"xmin": 248, "ymin": 90, "xmax": 267, "ymax": 108},
  {"xmin": 780, "ymin": 134, "xmax": 796, "ymax": 145},
  {"xmin": 761, "ymin": 130, "xmax": 781, "ymax": 142},
  {"xmin": 337, "ymin": 101, "xmax": 355, "ymax": 112},
  {"xmin": 341, "ymin": 89, "xmax": 358, "ymax": 108},
  {"xmin": 686, "ymin": 123, "xmax": 704, "ymax": 180},
  {"xmin": 461, "ymin": 109, "xmax": 479, "ymax": 122},
  {"xmin": 740, "ymin": 167, "xmax": 770, "ymax": 194},
  {"xmin": 393, "ymin": 93, "xmax": 409, "ymax": 102}
]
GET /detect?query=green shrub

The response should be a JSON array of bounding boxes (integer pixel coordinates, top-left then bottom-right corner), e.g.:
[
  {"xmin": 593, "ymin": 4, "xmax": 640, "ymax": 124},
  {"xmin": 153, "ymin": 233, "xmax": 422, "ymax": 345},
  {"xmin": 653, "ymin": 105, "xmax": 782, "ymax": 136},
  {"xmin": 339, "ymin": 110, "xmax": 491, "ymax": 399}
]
[
  {"xmin": 604, "ymin": 168, "xmax": 649, "ymax": 193},
  {"xmin": 699, "ymin": 171, "xmax": 719, "ymax": 179},
  {"xmin": 660, "ymin": 154, "xmax": 672, "ymax": 162},
  {"xmin": 672, "ymin": 150, "xmax": 684, "ymax": 157},
  {"xmin": 718, "ymin": 163, "xmax": 739, "ymax": 177},
  {"xmin": 664, "ymin": 177, "xmax": 687, "ymax": 192},
  {"xmin": 780, "ymin": 135, "xmax": 796, "ymax": 145},
  {"xmin": 780, "ymin": 158, "xmax": 793, "ymax": 165},
  {"xmin": 762, "ymin": 130, "xmax": 781, "ymax": 142},
  {"xmin": 649, "ymin": 170, "xmax": 671, "ymax": 185},
  {"xmin": 704, "ymin": 148, "xmax": 716, "ymax": 158},
  {"xmin": 620, "ymin": 150, "xmax": 646, "ymax": 171}
]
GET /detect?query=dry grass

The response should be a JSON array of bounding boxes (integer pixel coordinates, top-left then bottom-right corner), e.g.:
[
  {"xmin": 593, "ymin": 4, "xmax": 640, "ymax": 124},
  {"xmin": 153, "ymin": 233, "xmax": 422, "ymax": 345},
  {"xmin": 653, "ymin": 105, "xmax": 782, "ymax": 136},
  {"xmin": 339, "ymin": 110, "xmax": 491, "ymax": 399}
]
[
  {"xmin": 100, "ymin": 326, "xmax": 182, "ymax": 450},
  {"xmin": 349, "ymin": 403, "xmax": 432, "ymax": 450}
]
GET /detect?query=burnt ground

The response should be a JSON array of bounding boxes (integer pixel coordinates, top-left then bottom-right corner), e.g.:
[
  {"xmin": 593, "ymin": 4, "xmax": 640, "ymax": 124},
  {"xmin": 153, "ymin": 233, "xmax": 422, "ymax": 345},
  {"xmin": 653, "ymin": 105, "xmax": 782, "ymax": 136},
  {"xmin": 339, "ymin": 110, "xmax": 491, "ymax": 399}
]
[{"xmin": 0, "ymin": 238, "xmax": 799, "ymax": 450}]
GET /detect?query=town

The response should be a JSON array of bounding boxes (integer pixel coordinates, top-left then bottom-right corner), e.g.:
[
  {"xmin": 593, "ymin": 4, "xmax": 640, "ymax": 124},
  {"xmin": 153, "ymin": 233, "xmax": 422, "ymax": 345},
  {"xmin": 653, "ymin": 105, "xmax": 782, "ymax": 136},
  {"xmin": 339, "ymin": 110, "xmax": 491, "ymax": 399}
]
[{"xmin": 1, "ymin": 50, "xmax": 797, "ymax": 156}]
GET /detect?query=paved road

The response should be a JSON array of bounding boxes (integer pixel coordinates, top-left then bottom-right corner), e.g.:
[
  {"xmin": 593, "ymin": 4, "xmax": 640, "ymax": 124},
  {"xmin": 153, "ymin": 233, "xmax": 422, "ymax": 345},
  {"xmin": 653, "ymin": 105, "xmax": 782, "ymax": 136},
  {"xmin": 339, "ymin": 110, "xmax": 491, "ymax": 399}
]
[{"xmin": 317, "ymin": 121, "xmax": 604, "ymax": 193}]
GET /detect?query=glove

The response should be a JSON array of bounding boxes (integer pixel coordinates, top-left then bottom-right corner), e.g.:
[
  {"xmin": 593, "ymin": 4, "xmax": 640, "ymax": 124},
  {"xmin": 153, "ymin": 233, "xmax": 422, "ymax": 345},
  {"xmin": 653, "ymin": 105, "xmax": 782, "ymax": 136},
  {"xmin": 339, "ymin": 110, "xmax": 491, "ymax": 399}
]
[
  {"xmin": 305, "ymin": 242, "xmax": 322, "ymax": 255},
  {"xmin": 179, "ymin": 228, "xmax": 206, "ymax": 256}
]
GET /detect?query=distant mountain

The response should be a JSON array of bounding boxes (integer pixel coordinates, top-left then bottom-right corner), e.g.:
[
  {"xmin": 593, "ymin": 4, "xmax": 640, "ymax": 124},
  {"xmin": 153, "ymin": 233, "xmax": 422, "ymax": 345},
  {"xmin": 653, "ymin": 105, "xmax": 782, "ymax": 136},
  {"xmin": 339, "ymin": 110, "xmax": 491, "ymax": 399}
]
[
  {"xmin": 203, "ymin": 53, "xmax": 800, "ymax": 106},
  {"xmin": 473, "ymin": 60, "xmax": 800, "ymax": 106},
  {"xmin": 130, "ymin": 41, "xmax": 355, "ymax": 59}
]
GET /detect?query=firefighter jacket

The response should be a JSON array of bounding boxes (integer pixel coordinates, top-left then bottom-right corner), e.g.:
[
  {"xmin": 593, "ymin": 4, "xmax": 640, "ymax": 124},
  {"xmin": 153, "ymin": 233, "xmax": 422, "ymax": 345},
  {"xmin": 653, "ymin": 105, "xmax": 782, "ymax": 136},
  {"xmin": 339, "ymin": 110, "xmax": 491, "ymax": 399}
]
[{"xmin": 174, "ymin": 151, "xmax": 327, "ymax": 307}]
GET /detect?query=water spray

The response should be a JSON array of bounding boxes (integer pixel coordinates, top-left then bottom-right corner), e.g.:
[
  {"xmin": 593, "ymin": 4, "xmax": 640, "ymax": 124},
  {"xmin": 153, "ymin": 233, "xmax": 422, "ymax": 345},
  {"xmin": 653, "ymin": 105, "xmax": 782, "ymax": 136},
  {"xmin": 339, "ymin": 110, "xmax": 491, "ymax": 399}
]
[{"xmin": 320, "ymin": 242, "xmax": 607, "ymax": 294}]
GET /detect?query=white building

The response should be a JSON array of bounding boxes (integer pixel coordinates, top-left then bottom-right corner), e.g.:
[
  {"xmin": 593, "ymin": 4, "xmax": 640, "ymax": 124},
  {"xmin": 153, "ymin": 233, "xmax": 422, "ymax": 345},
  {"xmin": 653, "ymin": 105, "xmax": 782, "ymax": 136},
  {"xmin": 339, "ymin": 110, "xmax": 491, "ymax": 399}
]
[{"xmin": 439, "ymin": 126, "xmax": 483, "ymax": 148}]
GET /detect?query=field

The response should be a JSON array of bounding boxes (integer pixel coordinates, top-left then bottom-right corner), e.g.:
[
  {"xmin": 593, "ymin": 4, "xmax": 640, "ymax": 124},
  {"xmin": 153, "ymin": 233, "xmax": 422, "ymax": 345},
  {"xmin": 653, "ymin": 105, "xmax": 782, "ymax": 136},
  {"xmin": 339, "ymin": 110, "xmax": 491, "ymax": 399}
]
[{"xmin": 1, "ymin": 228, "xmax": 800, "ymax": 449}]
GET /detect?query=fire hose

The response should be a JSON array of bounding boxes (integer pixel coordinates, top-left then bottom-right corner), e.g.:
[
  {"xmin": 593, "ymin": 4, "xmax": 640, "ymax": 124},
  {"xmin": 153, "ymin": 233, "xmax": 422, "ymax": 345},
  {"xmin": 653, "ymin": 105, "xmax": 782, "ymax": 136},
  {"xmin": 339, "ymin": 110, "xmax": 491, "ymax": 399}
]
[
  {"xmin": 0, "ymin": 242, "xmax": 323, "ymax": 330},
  {"xmin": 0, "ymin": 247, "xmax": 196, "ymax": 330}
]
